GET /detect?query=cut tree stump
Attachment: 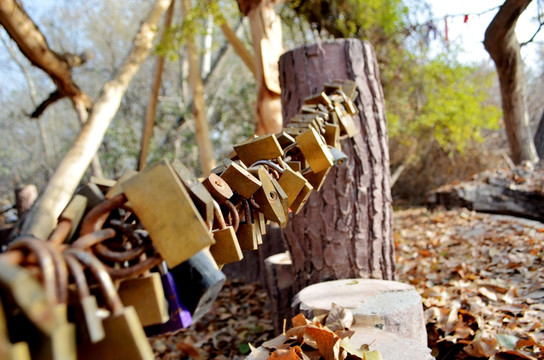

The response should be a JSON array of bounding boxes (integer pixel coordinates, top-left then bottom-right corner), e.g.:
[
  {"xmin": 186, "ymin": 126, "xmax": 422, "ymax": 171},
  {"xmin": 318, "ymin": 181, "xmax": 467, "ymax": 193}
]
[
  {"xmin": 292, "ymin": 279, "xmax": 428, "ymax": 346},
  {"xmin": 264, "ymin": 252, "xmax": 295, "ymax": 334}
]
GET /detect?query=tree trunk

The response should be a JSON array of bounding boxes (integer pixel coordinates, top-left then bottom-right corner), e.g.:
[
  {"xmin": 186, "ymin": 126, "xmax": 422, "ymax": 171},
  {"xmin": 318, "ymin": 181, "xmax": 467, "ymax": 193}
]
[
  {"xmin": 534, "ymin": 109, "xmax": 544, "ymax": 159},
  {"xmin": 21, "ymin": 0, "xmax": 171, "ymax": 239},
  {"xmin": 139, "ymin": 0, "xmax": 176, "ymax": 171},
  {"xmin": 181, "ymin": 0, "xmax": 216, "ymax": 176},
  {"xmin": 279, "ymin": 39, "xmax": 395, "ymax": 294},
  {"xmin": 241, "ymin": 0, "xmax": 283, "ymax": 135},
  {"xmin": 484, "ymin": 0, "xmax": 538, "ymax": 165}
]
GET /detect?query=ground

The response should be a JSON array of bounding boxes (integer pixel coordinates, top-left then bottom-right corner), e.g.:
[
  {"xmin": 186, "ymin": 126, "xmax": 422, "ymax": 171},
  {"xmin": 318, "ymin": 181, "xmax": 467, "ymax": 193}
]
[{"xmin": 150, "ymin": 207, "xmax": 544, "ymax": 359}]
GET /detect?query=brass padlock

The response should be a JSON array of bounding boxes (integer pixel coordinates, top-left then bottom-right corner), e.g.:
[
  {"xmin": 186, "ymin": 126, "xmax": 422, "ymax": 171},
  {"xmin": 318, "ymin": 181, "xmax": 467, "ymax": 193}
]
[
  {"xmin": 303, "ymin": 166, "xmax": 331, "ymax": 192},
  {"xmin": 7, "ymin": 238, "xmax": 77, "ymax": 360},
  {"xmin": 323, "ymin": 123, "xmax": 341, "ymax": 150},
  {"xmin": 105, "ymin": 170, "xmax": 139, "ymax": 199},
  {"xmin": 233, "ymin": 134, "xmax": 283, "ymax": 166},
  {"xmin": 274, "ymin": 131, "xmax": 296, "ymax": 149},
  {"xmin": 76, "ymin": 183, "xmax": 105, "ymax": 213},
  {"xmin": 248, "ymin": 166, "xmax": 287, "ymax": 226},
  {"xmin": 219, "ymin": 162, "xmax": 262, "ymax": 199},
  {"xmin": 278, "ymin": 164, "xmax": 308, "ymax": 208},
  {"xmin": 121, "ymin": 160, "xmax": 214, "ymax": 269},
  {"xmin": 89, "ymin": 177, "xmax": 116, "ymax": 193},
  {"xmin": 64, "ymin": 253, "xmax": 106, "ymax": 344},
  {"xmin": 209, "ymin": 200, "xmax": 243, "ymax": 267},
  {"xmin": 235, "ymin": 200, "xmax": 259, "ymax": 250},
  {"xmin": 202, "ymin": 173, "xmax": 234, "ymax": 204},
  {"xmin": 290, "ymin": 181, "xmax": 314, "ymax": 215},
  {"xmin": 341, "ymin": 79, "xmax": 358, "ymax": 100},
  {"xmin": 0, "ymin": 299, "xmax": 31, "ymax": 360},
  {"xmin": 296, "ymin": 128, "xmax": 334, "ymax": 174},
  {"xmin": 117, "ymin": 272, "xmax": 169, "ymax": 327},
  {"xmin": 333, "ymin": 103, "xmax": 357, "ymax": 138},
  {"xmin": 66, "ymin": 249, "xmax": 155, "ymax": 360},
  {"xmin": 171, "ymin": 159, "xmax": 214, "ymax": 224},
  {"xmin": 303, "ymin": 91, "xmax": 333, "ymax": 110}
]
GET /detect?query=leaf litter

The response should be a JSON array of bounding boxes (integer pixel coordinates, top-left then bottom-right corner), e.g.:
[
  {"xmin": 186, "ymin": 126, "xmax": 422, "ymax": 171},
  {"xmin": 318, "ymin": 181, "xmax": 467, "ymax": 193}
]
[{"xmin": 395, "ymin": 207, "xmax": 544, "ymax": 359}]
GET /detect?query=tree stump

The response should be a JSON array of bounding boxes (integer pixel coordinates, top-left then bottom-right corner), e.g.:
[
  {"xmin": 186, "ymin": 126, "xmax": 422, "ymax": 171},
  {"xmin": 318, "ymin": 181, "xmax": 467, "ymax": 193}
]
[
  {"xmin": 279, "ymin": 39, "xmax": 395, "ymax": 294},
  {"xmin": 264, "ymin": 252, "xmax": 295, "ymax": 334},
  {"xmin": 292, "ymin": 279, "xmax": 427, "ymax": 346}
]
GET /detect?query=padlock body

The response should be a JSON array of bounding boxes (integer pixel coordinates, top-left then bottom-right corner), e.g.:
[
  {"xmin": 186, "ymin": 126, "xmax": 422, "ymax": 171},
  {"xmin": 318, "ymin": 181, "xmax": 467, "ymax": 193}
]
[{"xmin": 210, "ymin": 227, "xmax": 243, "ymax": 265}]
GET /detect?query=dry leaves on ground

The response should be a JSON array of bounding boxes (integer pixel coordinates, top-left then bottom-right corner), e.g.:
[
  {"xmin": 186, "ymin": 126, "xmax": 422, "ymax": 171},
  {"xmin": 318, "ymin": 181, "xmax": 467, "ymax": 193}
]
[
  {"xmin": 246, "ymin": 306, "xmax": 382, "ymax": 360},
  {"xmin": 149, "ymin": 279, "xmax": 275, "ymax": 359},
  {"xmin": 395, "ymin": 207, "xmax": 544, "ymax": 359}
]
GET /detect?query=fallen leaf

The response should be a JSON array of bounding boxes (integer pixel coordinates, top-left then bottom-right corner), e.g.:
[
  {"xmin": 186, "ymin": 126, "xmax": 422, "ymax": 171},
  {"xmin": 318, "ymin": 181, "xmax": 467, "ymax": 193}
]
[
  {"xmin": 269, "ymin": 348, "xmax": 303, "ymax": 360},
  {"xmin": 463, "ymin": 330, "xmax": 498, "ymax": 357},
  {"xmin": 305, "ymin": 325, "xmax": 340, "ymax": 360},
  {"xmin": 325, "ymin": 304, "xmax": 353, "ymax": 332},
  {"xmin": 176, "ymin": 340, "xmax": 200, "ymax": 359},
  {"xmin": 292, "ymin": 313, "xmax": 310, "ymax": 328}
]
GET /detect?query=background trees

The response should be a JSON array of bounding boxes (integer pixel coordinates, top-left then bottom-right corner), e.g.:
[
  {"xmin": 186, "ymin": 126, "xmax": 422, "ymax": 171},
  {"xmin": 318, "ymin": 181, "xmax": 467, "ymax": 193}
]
[{"xmin": 0, "ymin": 0, "xmax": 542, "ymax": 207}]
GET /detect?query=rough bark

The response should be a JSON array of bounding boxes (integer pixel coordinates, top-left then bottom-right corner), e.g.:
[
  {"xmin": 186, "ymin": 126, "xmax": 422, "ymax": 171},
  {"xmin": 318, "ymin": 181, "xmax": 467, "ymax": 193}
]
[
  {"xmin": 484, "ymin": 0, "xmax": 538, "ymax": 165},
  {"xmin": 21, "ymin": 0, "xmax": 171, "ymax": 239},
  {"xmin": 138, "ymin": 0, "xmax": 176, "ymax": 171},
  {"xmin": 0, "ymin": 0, "xmax": 92, "ymax": 115},
  {"xmin": 279, "ymin": 39, "xmax": 395, "ymax": 294},
  {"xmin": 182, "ymin": 0, "xmax": 216, "ymax": 175}
]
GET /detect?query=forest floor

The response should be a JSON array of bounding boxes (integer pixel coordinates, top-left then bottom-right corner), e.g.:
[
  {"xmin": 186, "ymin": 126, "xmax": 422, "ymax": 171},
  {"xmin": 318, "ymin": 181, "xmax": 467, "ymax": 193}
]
[{"xmin": 150, "ymin": 206, "xmax": 544, "ymax": 360}]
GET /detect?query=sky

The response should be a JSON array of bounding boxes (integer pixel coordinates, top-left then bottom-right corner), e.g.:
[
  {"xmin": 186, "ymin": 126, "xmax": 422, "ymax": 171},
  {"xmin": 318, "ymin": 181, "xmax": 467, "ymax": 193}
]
[{"xmin": 429, "ymin": 0, "xmax": 543, "ymax": 66}]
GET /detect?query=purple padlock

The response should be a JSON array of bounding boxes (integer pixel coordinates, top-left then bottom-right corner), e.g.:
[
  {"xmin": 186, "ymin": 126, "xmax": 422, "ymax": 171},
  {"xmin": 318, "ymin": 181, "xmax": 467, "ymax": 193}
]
[{"xmin": 144, "ymin": 262, "xmax": 192, "ymax": 336}]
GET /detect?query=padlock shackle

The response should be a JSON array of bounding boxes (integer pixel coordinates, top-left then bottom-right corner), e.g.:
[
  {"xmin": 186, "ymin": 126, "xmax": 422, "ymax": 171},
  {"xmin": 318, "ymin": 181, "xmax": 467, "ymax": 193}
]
[
  {"xmin": 80, "ymin": 193, "xmax": 126, "ymax": 235},
  {"xmin": 43, "ymin": 240, "xmax": 69, "ymax": 305},
  {"xmin": 212, "ymin": 200, "xmax": 227, "ymax": 230},
  {"xmin": 64, "ymin": 253, "xmax": 91, "ymax": 299},
  {"xmin": 47, "ymin": 219, "xmax": 72, "ymax": 245},
  {"xmin": 250, "ymin": 160, "xmax": 284, "ymax": 174},
  {"xmin": 65, "ymin": 249, "xmax": 124, "ymax": 316},
  {"xmin": 72, "ymin": 228, "xmax": 117, "ymax": 249},
  {"xmin": 8, "ymin": 237, "xmax": 58, "ymax": 306},
  {"xmin": 93, "ymin": 241, "xmax": 151, "ymax": 263},
  {"xmin": 104, "ymin": 255, "xmax": 162, "ymax": 280},
  {"xmin": 224, "ymin": 200, "xmax": 239, "ymax": 232}
]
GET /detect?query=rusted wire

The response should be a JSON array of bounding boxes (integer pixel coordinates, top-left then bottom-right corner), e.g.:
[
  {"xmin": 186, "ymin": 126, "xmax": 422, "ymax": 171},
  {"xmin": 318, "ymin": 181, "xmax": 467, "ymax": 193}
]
[{"xmin": 80, "ymin": 194, "xmax": 126, "ymax": 235}]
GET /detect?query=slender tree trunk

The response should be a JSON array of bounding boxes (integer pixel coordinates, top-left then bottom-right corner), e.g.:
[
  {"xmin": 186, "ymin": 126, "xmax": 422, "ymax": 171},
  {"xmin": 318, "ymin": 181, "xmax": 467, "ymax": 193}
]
[
  {"xmin": 21, "ymin": 0, "xmax": 171, "ymax": 239},
  {"xmin": 181, "ymin": 0, "xmax": 215, "ymax": 175},
  {"xmin": 534, "ymin": 109, "xmax": 544, "ymax": 159},
  {"xmin": 279, "ymin": 39, "xmax": 396, "ymax": 294},
  {"xmin": 246, "ymin": 0, "xmax": 283, "ymax": 135},
  {"xmin": 484, "ymin": 0, "xmax": 538, "ymax": 164},
  {"xmin": 218, "ymin": 20, "xmax": 256, "ymax": 76},
  {"xmin": 139, "ymin": 0, "xmax": 176, "ymax": 171}
]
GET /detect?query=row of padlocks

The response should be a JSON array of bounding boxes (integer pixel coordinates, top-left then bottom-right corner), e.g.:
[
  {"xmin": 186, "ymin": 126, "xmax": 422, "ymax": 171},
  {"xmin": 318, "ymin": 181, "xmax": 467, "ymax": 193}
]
[{"xmin": 0, "ymin": 80, "xmax": 359, "ymax": 359}]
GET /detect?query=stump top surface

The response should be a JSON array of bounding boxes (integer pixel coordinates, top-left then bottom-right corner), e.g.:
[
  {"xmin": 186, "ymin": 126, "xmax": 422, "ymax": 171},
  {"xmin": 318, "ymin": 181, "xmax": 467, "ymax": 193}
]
[{"xmin": 293, "ymin": 278, "xmax": 418, "ymax": 313}]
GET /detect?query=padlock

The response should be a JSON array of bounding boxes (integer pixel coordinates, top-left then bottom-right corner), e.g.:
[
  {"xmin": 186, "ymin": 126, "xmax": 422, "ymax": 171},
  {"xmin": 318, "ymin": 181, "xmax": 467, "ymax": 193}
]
[
  {"xmin": 0, "ymin": 259, "xmax": 56, "ymax": 338},
  {"xmin": 105, "ymin": 170, "xmax": 139, "ymax": 200},
  {"xmin": 168, "ymin": 249, "xmax": 226, "ymax": 323},
  {"xmin": 66, "ymin": 249, "xmax": 154, "ymax": 360},
  {"xmin": 233, "ymin": 134, "xmax": 283, "ymax": 166},
  {"xmin": 89, "ymin": 177, "xmax": 117, "ymax": 193},
  {"xmin": 209, "ymin": 201, "xmax": 243, "ymax": 267},
  {"xmin": 334, "ymin": 89, "xmax": 357, "ymax": 115},
  {"xmin": 269, "ymin": 177, "xmax": 289, "ymax": 224},
  {"xmin": 340, "ymin": 79, "xmax": 358, "ymax": 100},
  {"xmin": 121, "ymin": 160, "xmax": 214, "ymax": 269},
  {"xmin": 220, "ymin": 162, "xmax": 262, "ymax": 199},
  {"xmin": 254, "ymin": 211, "xmax": 266, "ymax": 236},
  {"xmin": 296, "ymin": 128, "xmax": 334, "ymax": 173},
  {"xmin": 202, "ymin": 173, "xmax": 234, "ymax": 204},
  {"xmin": 274, "ymin": 131, "xmax": 296, "ymax": 149},
  {"xmin": 117, "ymin": 272, "xmax": 169, "ymax": 327},
  {"xmin": 76, "ymin": 182, "xmax": 105, "ymax": 211},
  {"xmin": 235, "ymin": 200, "xmax": 260, "ymax": 250},
  {"xmin": 286, "ymin": 161, "xmax": 302, "ymax": 173},
  {"xmin": 144, "ymin": 262, "xmax": 192, "ymax": 336},
  {"xmin": 303, "ymin": 91, "xmax": 334, "ymax": 110},
  {"xmin": 323, "ymin": 123, "xmax": 341, "ymax": 150},
  {"xmin": 332, "ymin": 102, "xmax": 357, "ymax": 138},
  {"xmin": 49, "ymin": 194, "xmax": 88, "ymax": 245},
  {"xmin": 328, "ymin": 146, "xmax": 348, "ymax": 166},
  {"xmin": 7, "ymin": 238, "xmax": 77, "ymax": 360},
  {"xmin": 278, "ymin": 165, "xmax": 308, "ymax": 208},
  {"xmin": 64, "ymin": 253, "xmax": 106, "ymax": 344},
  {"xmin": 290, "ymin": 181, "xmax": 314, "ymax": 215},
  {"xmin": 248, "ymin": 166, "xmax": 287, "ymax": 226},
  {"xmin": 303, "ymin": 166, "xmax": 331, "ymax": 192},
  {"xmin": 0, "ymin": 298, "xmax": 32, "ymax": 360},
  {"xmin": 171, "ymin": 159, "xmax": 214, "ymax": 223}
]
